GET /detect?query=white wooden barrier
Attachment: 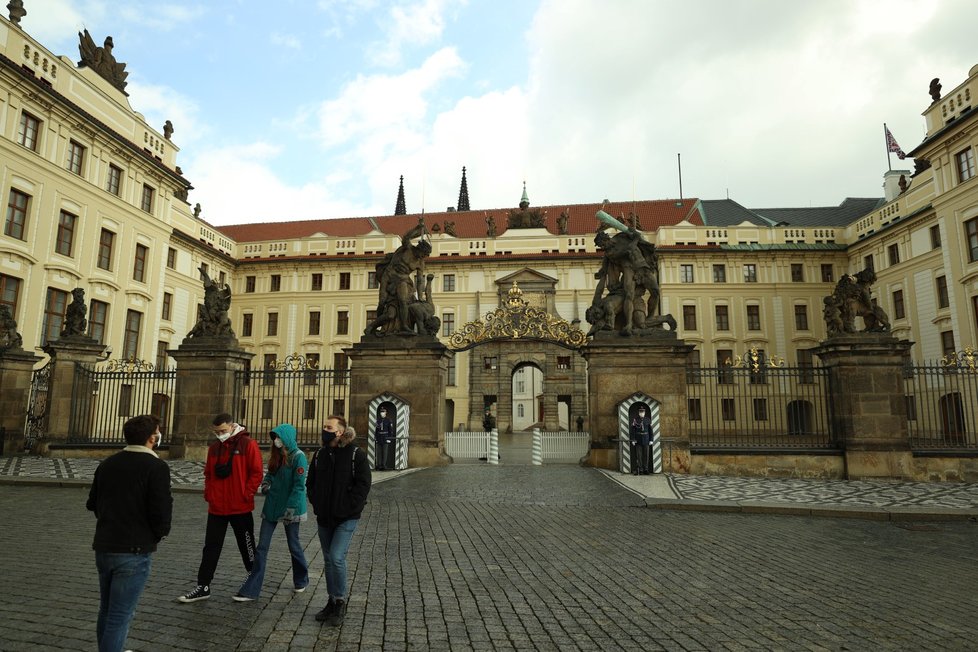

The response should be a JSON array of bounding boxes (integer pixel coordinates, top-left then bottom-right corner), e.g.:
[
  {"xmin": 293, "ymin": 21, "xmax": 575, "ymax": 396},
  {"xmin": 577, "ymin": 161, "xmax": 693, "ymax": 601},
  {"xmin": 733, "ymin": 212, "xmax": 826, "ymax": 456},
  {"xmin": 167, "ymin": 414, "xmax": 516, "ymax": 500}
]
[
  {"xmin": 444, "ymin": 431, "xmax": 491, "ymax": 460},
  {"xmin": 532, "ymin": 431, "xmax": 590, "ymax": 464}
]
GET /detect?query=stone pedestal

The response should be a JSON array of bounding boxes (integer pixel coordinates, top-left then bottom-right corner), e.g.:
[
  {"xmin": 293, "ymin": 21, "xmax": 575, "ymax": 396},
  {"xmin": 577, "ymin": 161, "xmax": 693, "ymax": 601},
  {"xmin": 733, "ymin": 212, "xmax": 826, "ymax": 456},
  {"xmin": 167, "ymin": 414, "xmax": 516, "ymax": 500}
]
[
  {"xmin": 168, "ymin": 337, "xmax": 253, "ymax": 461},
  {"xmin": 38, "ymin": 336, "xmax": 106, "ymax": 453},
  {"xmin": 347, "ymin": 336, "xmax": 453, "ymax": 467},
  {"xmin": 0, "ymin": 347, "xmax": 42, "ymax": 454},
  {"xmin": 813, "ymin": 335, "xmax": 915, "ymax": 479},
  {"xmin": 581, "ymin": 332, "xmax": 694, "ymax": 470}
]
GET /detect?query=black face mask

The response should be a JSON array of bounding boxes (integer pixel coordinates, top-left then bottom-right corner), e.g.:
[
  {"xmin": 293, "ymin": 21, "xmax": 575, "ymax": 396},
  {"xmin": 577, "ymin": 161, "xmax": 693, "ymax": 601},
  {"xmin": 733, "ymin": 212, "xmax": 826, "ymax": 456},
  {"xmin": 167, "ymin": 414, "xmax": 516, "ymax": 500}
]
[{"xmin": 322, "ymin": 429, "xmax": 337, "ymax": 446}]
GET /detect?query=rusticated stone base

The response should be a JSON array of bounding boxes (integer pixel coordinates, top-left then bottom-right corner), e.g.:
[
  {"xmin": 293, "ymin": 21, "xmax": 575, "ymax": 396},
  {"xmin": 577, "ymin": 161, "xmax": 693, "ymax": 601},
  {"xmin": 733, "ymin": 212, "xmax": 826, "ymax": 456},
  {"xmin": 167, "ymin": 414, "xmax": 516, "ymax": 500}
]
[
  {"xmin": 691, "ymin": 453, "xmax": 845, "ymax": 479},
  {"xmin": 912, "ymin": 456, "xmax": 978, "ymax": 482},
  {"xmin": 845, "ymin": 450, "xmax": 914, "ymax": 480}
]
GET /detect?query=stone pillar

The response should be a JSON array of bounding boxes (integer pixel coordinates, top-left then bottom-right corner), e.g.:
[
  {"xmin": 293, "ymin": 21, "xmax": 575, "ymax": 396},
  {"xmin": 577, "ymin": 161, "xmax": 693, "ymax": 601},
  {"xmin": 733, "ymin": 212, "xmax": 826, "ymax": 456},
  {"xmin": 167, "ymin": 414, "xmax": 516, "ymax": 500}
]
[
  {"xmin": 347, "ymin": 337, "xmax": 453, "ymax": 467},
  {"xmin": 582, "ymin": 333, "xmax": 694, "ymax": 470},
  {"xmin": 0, "ymin": 347, "xmax": 42, "ymax": 454},
  {"xmin": 38, "ymin": 336, "xmax": 107, "ymax": 454},
  {"xmin": 813, "ymin": 335, "xmax": 915, "ymax": 479},
  {"xmin": 168, "ymin": 338, "xmax": 254, "ymax": 461}
]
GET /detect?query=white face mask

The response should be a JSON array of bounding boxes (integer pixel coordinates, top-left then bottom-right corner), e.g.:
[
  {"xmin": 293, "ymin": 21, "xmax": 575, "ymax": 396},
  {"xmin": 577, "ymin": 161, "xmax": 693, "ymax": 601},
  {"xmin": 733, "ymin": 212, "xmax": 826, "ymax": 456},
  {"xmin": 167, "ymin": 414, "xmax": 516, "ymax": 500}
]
[
  {"xmin": 216, "ymin": 432, "xmax": 232, "ymax": 443},
  {"xmin": 273, "ymin": 438, "xmax": 284, "ymax": 449}
]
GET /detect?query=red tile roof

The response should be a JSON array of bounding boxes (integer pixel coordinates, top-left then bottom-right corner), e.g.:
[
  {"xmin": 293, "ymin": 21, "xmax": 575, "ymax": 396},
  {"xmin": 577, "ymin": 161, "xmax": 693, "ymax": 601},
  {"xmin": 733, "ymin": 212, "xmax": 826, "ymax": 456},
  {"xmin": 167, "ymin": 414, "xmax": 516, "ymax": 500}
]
[{"xmin": 216, "ymin": 199, "xmax": 702, "ymax": 243}]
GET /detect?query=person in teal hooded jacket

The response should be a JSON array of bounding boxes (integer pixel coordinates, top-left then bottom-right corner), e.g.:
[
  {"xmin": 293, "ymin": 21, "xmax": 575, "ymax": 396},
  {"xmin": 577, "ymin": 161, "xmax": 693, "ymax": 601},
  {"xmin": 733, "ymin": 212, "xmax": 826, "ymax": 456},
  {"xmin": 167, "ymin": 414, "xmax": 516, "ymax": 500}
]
[{"xmin": 234, "ymin": 423, "xmax": 309, "ymax": 601}]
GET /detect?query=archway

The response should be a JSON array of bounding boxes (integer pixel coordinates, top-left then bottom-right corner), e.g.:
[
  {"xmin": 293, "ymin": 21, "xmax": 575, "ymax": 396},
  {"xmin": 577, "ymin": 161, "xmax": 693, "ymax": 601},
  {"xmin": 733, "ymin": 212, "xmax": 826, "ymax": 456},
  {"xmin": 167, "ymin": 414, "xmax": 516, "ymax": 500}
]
[{"xmin": 511, "ymin": 362, "xmax": 543, "ymax": 431}]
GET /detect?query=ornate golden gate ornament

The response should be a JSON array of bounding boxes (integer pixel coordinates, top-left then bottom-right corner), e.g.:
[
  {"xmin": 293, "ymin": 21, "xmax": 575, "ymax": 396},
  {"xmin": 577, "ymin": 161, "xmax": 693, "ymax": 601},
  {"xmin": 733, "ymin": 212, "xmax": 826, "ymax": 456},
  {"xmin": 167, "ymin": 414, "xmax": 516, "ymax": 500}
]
[
  {"xmin": 448, "ymin": 282, "xmax": 587, "ymax": 351},
  {"xmin": 725, "ymin": 347, "xmax": 786, "ymax": 370},
  {"xmin": 941, "ymin": 347, "xmax": 977, "ymax": 373}
]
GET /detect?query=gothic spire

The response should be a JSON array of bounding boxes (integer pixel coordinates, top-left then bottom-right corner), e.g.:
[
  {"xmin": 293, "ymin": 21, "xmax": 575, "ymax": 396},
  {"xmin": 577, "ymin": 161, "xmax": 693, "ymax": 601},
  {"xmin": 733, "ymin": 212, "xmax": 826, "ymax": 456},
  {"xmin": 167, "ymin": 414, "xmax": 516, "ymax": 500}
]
[
  {"xmin": 394, "ymin": 175, "xmax": 406, "ymax": 215},
  {"xmin": 456, "ymin": 166, "xmax": 470, "ymax": 212},
  {"xmin": 519, "ymin": 180, "xmax": 530, "ymax": 209}
]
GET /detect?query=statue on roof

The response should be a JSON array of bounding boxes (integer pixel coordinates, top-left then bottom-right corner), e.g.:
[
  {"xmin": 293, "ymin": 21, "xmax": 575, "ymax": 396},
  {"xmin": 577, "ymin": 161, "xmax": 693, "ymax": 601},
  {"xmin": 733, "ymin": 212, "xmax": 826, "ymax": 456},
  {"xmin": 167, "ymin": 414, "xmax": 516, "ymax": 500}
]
[
  {"xmin": 485, "ymin": 214, "xmax": 497, "ymax": 238},
  {"xmin": 823, "ymin": 268, "xmax": 890, "ymax": 337},
  {"xmin": 929, "ymin": 78, "xmax": 942, "ymax": 103},
  {"xmin": 586, "ymin": 210, "xmax": 675, "ymax": 337},
  {"xmin": 163, "ymin": 120, "xmax": 174, "ymax": 140},
  {"xmin": 77, "ymin": 30, "xmax": 129, "ymax": 95},
  {"xmin": 507, "ymin": 182, "xmax": 546, "ymax": 229},
  {"xmin": 364, "ymin": 221, "xmax": 438, "ymax": 338},
  {"xmin": 186, "ymin": 265, "xmax": 235, "ymax": 340},
  {"xmin": 556, "ymin": 211, "xmax": 569, "ymax": 235},
  {"xmin": 7, "ymin": 1, "xmax": 26, "ymax": 26},
  {"xmin": 443, "ymin": 220, "xmax": 457, "ymax": 237}
]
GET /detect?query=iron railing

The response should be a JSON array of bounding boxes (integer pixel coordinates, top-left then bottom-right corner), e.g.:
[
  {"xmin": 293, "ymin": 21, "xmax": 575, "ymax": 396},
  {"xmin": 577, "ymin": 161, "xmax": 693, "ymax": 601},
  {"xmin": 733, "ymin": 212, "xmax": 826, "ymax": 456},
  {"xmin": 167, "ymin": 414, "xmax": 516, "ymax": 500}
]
[
  {"xmin": 69, "ymin": 360, "xmax": 176, "ymax": 444},
  {"xmin": 686, "ymin": 363, "xmax": 837, "ymax": 450},
  {"xmin": 233, "ymin": 367, "xmax": 349, "ymax": 448},
  {"xmin": 904, "ymin": 358, "xmax": 978, "ymax": 450}
]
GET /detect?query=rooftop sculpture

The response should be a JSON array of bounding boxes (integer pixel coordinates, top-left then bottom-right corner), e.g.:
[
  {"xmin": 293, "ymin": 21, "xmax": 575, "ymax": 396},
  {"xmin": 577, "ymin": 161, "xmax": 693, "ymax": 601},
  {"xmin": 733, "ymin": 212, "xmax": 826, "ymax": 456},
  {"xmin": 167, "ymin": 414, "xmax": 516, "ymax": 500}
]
[
  {"xmin": 823, "ymin": 268, "xmax": 891, "ymax": 336},
  {"xmin": 186, "ymin": 265, "xmax": 235, "ymax": 339},
  {"xmin": 77, "ymin": 29, "xmax": 128, "ymax": 95}
]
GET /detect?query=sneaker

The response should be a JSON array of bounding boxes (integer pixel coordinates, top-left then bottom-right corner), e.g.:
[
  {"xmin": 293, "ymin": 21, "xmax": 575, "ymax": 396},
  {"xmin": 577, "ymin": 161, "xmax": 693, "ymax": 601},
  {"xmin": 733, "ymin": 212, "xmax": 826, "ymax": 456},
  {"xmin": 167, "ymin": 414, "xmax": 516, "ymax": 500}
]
[
  {"xmin": 177, "ymin": 585, "xmax": 210, "ymax": 603},
  {"xmin": 325, "ymin": 599, "xmax": 347, "ymax": 627},
  {"xmin": 314, "ymin": 598, "xmax": 336, "ymax": 622},
  {"xmin": 293, "ymin": 586, "xmax": 306, "ymax": 593},
  {"xmin": 232, "ymin": 593, "xmax": 254, "ymax": 602}
]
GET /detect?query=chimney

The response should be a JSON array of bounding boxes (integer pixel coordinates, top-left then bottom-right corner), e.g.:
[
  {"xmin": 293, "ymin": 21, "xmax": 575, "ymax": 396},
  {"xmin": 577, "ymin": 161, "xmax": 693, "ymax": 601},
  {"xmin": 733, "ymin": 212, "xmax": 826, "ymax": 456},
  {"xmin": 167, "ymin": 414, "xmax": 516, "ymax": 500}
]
[{"xmin": 883, "ymin": 169, "xmax": 910, "ymax": 202}]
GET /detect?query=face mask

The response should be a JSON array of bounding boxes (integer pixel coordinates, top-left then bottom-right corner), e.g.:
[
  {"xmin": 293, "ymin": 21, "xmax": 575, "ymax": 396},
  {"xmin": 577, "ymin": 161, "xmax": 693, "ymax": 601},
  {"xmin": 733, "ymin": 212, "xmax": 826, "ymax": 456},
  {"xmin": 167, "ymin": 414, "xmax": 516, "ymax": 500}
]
[
  {"xmin": 322, "ymin": 429, "xmax": 337, "ymax": 446},
  {"xmin": 216, "ymin": 432, "xmax": 232, "ymax": 443},
  {"xmin": 273, "ymin": 437, "xmax": 284, "ymax": 449}
]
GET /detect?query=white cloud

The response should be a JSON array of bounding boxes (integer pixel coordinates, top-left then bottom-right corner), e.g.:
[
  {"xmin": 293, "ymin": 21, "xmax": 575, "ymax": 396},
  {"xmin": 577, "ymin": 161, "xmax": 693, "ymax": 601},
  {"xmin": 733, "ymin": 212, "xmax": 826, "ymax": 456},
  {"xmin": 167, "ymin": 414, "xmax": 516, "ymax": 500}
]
[
  {"xmin": 270, "ymin": 32, "xmax": 302, "ymax": 50},
  {"xmin": 125, "ymin": 82, "xmax": 206, "ymax": 148},
  {"xmin": 368, "ymin": 0, "xmax": 465, "ymax": 67}
]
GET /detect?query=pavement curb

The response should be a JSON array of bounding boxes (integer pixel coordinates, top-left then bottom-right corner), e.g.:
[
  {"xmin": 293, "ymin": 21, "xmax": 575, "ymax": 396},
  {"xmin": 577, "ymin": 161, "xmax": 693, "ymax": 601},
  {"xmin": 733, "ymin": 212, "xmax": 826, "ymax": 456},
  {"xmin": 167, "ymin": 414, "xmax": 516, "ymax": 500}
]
[{"xmin": 644, "ymin": 496, "xmax": 978, "ymax": 521}]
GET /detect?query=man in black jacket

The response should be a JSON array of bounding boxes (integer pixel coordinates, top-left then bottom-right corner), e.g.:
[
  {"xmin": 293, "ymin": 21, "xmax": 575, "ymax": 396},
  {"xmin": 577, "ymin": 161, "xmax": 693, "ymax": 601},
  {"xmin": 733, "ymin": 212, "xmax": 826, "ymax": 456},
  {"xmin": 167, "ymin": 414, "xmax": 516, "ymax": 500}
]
[
  {"xmin": 87, "ymin": 414, "xmax": 172, "ymax": 652},
  {"xmin": 307, "ymin": 415, "xmax": 371, "ymax": 627}
]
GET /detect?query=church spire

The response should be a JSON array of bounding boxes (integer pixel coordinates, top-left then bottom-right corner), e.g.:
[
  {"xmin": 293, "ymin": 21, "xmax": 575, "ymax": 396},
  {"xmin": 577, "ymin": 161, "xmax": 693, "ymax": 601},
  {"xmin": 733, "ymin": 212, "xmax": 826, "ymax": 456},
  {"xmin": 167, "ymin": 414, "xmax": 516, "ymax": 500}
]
[
  {"xmin": 519, "ymin": 180, "xmax": 530, "ymax": 209},
  {"xmin": 456, "ymin": 166, "xmax": 470, "ymax": 212},
  {"xmin": 394, "ymin": 175, "xmax": 406, "ymax": 215}
]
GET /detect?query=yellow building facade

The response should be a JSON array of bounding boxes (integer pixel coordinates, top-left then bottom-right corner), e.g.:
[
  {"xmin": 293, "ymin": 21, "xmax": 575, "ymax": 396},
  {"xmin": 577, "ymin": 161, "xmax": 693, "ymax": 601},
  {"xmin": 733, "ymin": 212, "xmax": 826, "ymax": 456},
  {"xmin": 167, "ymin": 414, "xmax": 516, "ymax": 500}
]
[{"xmin": 3, "ymin": 13, "xmax": 977, "ymax": 434}]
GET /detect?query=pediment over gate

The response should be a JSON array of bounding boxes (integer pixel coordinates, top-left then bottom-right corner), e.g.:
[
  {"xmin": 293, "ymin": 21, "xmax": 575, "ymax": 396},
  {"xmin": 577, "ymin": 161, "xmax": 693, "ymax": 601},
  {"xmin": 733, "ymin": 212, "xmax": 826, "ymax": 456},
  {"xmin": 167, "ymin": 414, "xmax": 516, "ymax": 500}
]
[{"xmin": 495, "ymin": 268, "xmax": 558, "ymax": 296}]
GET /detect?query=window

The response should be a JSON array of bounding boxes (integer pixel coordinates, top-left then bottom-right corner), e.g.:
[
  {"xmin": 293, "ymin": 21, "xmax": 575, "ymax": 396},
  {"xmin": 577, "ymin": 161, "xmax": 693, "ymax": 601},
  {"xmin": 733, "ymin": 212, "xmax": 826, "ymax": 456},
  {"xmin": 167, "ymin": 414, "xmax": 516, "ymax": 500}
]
[
  {"xmin": 956, "ymin": 147, "xmax": 975, "ymax": 182},
  {"xmin": 746, "ymin": 305, "xmax": 761, "ymax": 330},
  {"xmin": 721, "ymin": 398, "xmax": 736, "ymax": 421},
  {"xmin": 863, "ymin": 254, "xmax": 875, "ymax": 272},
  {"xmin": 304, "ymin": 353, "xmax": 321, "ymax": 386},
  {"xmin": 790, "ymin": 264, "xmax": 804, "ymax": 282},
  {"xmin": 557, "ymin": 356, "xmax": 571, "ymax": 370},
  {"xmin": 267, "ymin": 312, "xmax": 279, "ymax": 337},
  {"xmin": 905, "ymin": 395, "xmax": 917, "ymax": 422},
  {"xmin": 820, "ymin": 264, "xmax": 834, "ymax": 283},
  {"xmin": 133, "ymin": 244, "xmax": 148, "ymax": 282},
  {"xmin": 334, "ymin": 353, "xmax": 349, "ymax": 387},
  {"xmin": 443, "ymin": 274, "xmax": 456, "ymax": 292},
  {"xmin": 242, "ymin": 313, "xmax": 253, "ymax": 337},
  {"xmin": 263, "ymin": 354, "xmax": 276, "ymax": 385},
  {"xmin": 67, "ymin": 140, "xmax": 85, "ymax": 175},
  {"xmin": 262, "ymin": 398, "xmax": 274, "ymax": 418},
  {"xmin": 743, "ymin": 264, "xmax": 757, "ymax": 283},
  {"xmin": 270, "ymin": 275, "xmax": 281, "ymax": 292},
  {"xmin": 166, "ymin": 247, "xmax": 177, "ymax": 269},
  {"xmin": 311, "ymin": 273, "xmax": 323, "ymax": 291},
  {"xmin": 55, "ymin": 210, "xmax": 76, "ymax": 256},
  {"xmin": 140, "ymin": 184, "xmax": 155, "ymax": 213},
  {"xmin": 447, "ymin": 356, "xmax": 456, "ymax": 386},
  {"xmin": 715, "ymin": 305, "xmax": 730, "ymax": 330},
  {"xmin": 122, "ymin": 310, "xmax": 142, "ymax": 358},
  {"xmin": 973, "ymin": 296, "xmax": 978, "ymax": 343},
  {"xmin": 309, "ymin": 311, "xmax": 321, "ymax": 336},
  {"xmin": 107, "ymin": 164, "xmax": 123, "ymax": 196},
  {"xmin": 0, "ymin": 274, "xmax": 21, "ymax": 315},
  {"xmin": 687, "ymin": 398, "xmax": 702, "ymax": 421},
  {"xmin": 336, "ymin": 310, "xmax": 349, "ymax": 335},
  {"xmin": 967, "ymin": 218, "xmax": 978, "ymax": 263},
  {"xmin": 679, "ymin": 264, "xmax": 694, "ymax": 283},
  {"xmin": 753, "ymin": 398, "xmax": 768, "ymax": 421},
  {"xmin": 484, "ymin": 356, "xmax": 498, "ymax": 370},
  {"xmin": 940, "ymin": 330, "xmax": 955, "ymax": 357},
  {"xmin": 887, "ymin": 243, "xmax": 900, "ymax": 266},
  {"xmin": 303, "ymin": 399, "xmax": 317, "ymax": 420},
  {"xmin": 332, "ymin": 399, "xmax": 346, "ymax": 417},
  {"xmin": 794, "ymin": 304, "xmax": 809, "ymax": 330},
  {"xmin": 88, "ymin": 300, "xmax": 108, "ymax": 344},
  {"xmin": 442, "ymin": 312, "xmax": 455, "ymax": 336},
  {"xmin": 930, "ymin": 225, "xmax": 942, "ymax": 249},
  {"xmin": 118, "ymin": 385, "xmax": 133, "ymax": 417},
  {"xmin": 682, "ymin": 305, "xmax": 697, "ymax": 330},
  {"xmin": 5, "ymin": 189, "xmax": 29, "ymax": 240},
  {"xmin": 798, "ymin": 349, "xmax": 815, "ymax": 384},
  {"xmin": 936, "ymin": 276, "xmax": 949, "ymax": 309},
  {"xmin": 42, "ymin": 288, "xmax": 69, "ymax": 345},
  {"xmin": 161, "ymin": 292, "xmax": 172, "ymax": 321},
  {"xmin": 892, "ymin": 290, "xmax": 905, "ymax": 320},
  {"xmin": 17, "ymin": 111, "xmax": 40, "ymax": 151},
  {"xmin": 716, "ymin": 349, "xmax": 733, "ymax": 384},
  {"xmin": 517, "ymin": 404, "xmax": 525, "ymax": 418},
  {"xmin": 97, "ymin": 229, "xmax": 115, "ymax": 270},
  {"xmin": 367, "ymin": 271, "xmax": 378, "ymax": 289},
  {"xmin": 219, "ymin": 271, "xmax": 226, "ymax": 285},
  {"xmin": 200, "ymin": 263, "xmax": 209, "ymax": 278},
  {"xmin": 366, "ymin": 309, "xmax": 377, "ymax": 324},
  {"xmin": 156, "ymin": 341, "xmax": 169, "ymax": 371},
  {"xmin": 685, "ymin": 349, "xmax": 701, "ymax": 384},
  {"xmin": 339, "ymin": 272, "xmax": 351, "ymax": 291},
  {"xmin": 712, "ymin": 265, "xmax": 726, "ymax": 283},
  {"xmin": 245, "ymin": 276, "xmax": 256, "ymax": 292}
]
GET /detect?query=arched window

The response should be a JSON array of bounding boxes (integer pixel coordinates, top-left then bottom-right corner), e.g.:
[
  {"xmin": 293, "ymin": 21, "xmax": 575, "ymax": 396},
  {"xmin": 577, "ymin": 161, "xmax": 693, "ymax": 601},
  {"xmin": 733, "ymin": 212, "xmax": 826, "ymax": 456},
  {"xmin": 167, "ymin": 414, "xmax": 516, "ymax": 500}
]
[{"xmin": 517, "ymin": 404, "xmax": 525, "ymax": 418}]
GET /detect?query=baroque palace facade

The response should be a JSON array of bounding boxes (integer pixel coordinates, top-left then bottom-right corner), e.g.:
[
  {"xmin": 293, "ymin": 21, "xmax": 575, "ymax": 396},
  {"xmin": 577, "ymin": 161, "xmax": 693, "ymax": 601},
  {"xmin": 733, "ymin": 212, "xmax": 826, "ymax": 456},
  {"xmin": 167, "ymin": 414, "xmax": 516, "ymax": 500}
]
[{"xmin": 3, "ymin": 12, "xmax": 978, "ymax": 433}]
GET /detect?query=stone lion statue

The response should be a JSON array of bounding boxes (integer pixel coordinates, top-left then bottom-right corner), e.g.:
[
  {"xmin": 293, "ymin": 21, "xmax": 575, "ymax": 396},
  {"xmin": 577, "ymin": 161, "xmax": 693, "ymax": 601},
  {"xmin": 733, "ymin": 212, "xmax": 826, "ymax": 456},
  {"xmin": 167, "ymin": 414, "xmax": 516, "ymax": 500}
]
[{"xmin": 825, "ymin": 268, "xmax": 890, "ymax": 336}]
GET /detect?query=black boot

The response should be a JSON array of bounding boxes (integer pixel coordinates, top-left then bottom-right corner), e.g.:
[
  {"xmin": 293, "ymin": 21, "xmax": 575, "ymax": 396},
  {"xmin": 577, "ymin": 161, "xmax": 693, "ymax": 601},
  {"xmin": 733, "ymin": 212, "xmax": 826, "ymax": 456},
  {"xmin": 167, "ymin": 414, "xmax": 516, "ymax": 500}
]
[
  {"xmin": 325, "ymin": 599, "xmax": 347, "ymax": 626},
  {"xmin": 315, "ymin": 597, "xmax": 336, "ymax": 622}
]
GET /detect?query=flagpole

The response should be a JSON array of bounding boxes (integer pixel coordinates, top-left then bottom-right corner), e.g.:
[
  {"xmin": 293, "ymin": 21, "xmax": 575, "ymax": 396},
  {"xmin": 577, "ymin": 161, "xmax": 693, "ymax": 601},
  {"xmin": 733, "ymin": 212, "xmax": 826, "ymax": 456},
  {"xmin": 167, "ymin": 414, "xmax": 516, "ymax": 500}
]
[{"xmin": 884, "ymin": 123, "xmax": 892, "ymax": 172}]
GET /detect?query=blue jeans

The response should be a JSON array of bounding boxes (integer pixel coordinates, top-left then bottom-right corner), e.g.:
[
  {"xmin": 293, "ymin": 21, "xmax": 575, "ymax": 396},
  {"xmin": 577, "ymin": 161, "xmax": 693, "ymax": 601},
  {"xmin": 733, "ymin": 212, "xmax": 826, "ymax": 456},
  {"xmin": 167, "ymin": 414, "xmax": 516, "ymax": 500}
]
[
  {"xmin": 238, "ymin": 518, "xmax": 309, "ymax": 599},
  {"xmin": 95, "ymin": 552, "xmax": 152, "ymax": 652},
  {"xmin": 318, "ymin": 519, "xmax": 359, "ymax": 600}
]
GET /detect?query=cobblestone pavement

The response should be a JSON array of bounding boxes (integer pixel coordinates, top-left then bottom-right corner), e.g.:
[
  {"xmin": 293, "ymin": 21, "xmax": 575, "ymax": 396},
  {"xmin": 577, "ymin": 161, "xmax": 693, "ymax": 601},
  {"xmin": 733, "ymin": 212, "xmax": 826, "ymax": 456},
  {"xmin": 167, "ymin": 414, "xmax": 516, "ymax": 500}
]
[{"xmin": 1, "ymin": 465, "xmax": 977, "ymax": 651}]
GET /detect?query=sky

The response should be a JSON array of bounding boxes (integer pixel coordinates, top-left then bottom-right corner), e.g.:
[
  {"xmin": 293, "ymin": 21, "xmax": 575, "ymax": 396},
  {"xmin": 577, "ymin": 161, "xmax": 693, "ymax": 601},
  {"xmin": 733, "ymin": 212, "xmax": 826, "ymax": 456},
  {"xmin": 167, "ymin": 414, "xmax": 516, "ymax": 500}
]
[{"xmin": 17, "ymin": 0, "xmax": 978, "ymax": 226}]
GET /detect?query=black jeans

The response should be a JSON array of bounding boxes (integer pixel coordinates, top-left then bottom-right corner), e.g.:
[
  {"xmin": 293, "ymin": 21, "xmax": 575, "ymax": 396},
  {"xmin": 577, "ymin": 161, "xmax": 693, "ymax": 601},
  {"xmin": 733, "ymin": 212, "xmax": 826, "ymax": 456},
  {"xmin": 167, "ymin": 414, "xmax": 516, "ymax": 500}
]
[{"xmin": 196, "ymin": 512, "xmax": 255, "ymax": 585}]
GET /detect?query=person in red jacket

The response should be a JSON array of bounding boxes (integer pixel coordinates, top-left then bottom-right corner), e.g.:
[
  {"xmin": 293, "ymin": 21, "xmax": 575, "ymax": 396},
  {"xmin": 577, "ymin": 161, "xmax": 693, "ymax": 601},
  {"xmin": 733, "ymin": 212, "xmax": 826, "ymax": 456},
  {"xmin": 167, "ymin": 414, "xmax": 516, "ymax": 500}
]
[{"xmin": 178, "ymin": 412, "xmax": 263, "ymax": 603}]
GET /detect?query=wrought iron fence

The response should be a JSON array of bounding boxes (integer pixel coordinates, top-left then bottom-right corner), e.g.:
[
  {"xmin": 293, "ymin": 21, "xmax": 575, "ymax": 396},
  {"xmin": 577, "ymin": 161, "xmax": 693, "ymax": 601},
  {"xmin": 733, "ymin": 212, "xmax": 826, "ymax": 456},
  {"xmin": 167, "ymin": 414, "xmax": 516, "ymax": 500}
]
[
  {"xmin": 233, "ymin": 354, "xmax": 349, "ymax": 448},
  {"xmin": 25, "ymin": 361, "xmax": 52, "ymax": 451},
  {"xmin": 904, "ymin": 352, "xmax": 978, "ymax": 450},
  {"xmin": 69, "ymin": 359, "xmax": 176, "ymax": 444},
  {"xmin": 686, "ymin": 352, "xmax": 836, "ymax": 450}
]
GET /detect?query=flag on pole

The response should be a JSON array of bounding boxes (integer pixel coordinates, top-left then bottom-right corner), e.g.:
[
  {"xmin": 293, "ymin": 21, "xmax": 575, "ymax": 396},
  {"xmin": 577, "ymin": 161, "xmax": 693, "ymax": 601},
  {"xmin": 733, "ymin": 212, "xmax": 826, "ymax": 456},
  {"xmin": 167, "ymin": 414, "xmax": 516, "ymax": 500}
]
[{"xmin": 885, "ymin": 125, "xmax": 906, "ymax": 160}]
